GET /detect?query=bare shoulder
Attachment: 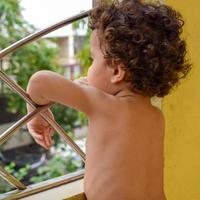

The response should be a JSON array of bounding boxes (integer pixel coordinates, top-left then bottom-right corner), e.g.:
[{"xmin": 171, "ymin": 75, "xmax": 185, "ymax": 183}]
[{"xmin": 72, "ymin": 81, "xmax": 117, "ymax": 118}]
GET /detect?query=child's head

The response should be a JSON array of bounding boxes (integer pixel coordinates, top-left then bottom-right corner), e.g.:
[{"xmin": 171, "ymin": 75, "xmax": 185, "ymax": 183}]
[{"xmin": 87, "ymin": 0, "xmax": 191, "ymax": 97}]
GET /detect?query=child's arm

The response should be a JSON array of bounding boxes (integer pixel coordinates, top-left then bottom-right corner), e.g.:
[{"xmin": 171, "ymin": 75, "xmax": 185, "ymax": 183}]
[
  {"xmin": 27, "ymin": 70, "xmax": 101, "ymax": 114},
  {"xmin": 26, "ymin": 70, "xmax": 107, "ymax": 148}
]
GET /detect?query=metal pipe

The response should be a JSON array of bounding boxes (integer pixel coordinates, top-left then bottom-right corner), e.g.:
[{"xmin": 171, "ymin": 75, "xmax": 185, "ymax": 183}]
[
  {"xmin": 0, "ymin": 60, "xmax": 4, "ymax": 94},
  {"xmin": 0, "ymin": 70, "xmax": 36, "ymax": 105},
  {"xmin": 0, "ymin": 169, "xmax": 84, "ymax": 200},
  {"xmin": 0, "ymin": 166, "xmax": 26, "ymax": 190},
  {"xmin": 0, "ymin": 10, "xmax": 91, "ymax": 59}
]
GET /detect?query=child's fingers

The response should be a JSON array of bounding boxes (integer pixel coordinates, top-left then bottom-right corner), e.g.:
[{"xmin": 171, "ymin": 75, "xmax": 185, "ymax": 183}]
[
  {"xmin": 33, "ymin": 133, "xmax": 43, "ymax": 141},
  {"xmin": 43, "ymin": 127, "xmax": 52, "ymax": 147},
  {"xmin": 29, "ymin": 131, "xmax": 43, "ymax": 142},
  {"xmin": 79, "ymin": 78, "xmax": 88, "ymax": 85},
  {"xmin": 74, "ymin": 76, "xmax": 88, "ymax": 85},
  {"xmin": 46, "ymin": 129, "xmax": 52, "ymax": 146},
  {"xmin": 43, "ymin": 133, "xmax": 49, "ymax": 148},
  {"xmin": 33, "ymin": 131, "xmax": 49, "ymax": 149}
]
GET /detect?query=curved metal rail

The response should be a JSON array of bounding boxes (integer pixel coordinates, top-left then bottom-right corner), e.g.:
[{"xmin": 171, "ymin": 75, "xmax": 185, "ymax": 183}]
[
  {"xmin": 0, "ymin": 9, "xmax": 91, "ymax": 193},
  {"xmin": 0, "ymin": 10, "xmax": 91, "ymax": 59}
]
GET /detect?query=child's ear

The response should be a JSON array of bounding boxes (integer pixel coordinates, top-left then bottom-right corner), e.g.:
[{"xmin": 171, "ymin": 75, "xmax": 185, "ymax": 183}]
[{"xmin": 110, "ymin": 64, "xmax": 126, "ymax": 84}]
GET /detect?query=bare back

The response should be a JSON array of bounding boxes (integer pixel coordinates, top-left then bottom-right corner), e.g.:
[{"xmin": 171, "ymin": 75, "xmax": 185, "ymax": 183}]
[{"xmin": 84, "ymin": 95, "xmax": 166, "ymax": 200}]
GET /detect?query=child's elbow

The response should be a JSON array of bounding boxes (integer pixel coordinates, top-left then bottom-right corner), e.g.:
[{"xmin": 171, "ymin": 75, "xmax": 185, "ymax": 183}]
[
  {"xmin": 28, "ymin": 70, "xmax": 51, "ymax": 88},
  {"xmin": 29, "ymin": 70, "xmax": 50, "ymax": 84},
  {"xmin": 27, "ymin": 70, "xmax": 51, "ymax": 105}
]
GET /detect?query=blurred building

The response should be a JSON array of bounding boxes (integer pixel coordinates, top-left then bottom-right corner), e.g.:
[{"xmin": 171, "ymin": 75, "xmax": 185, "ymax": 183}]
[
  {"xmin": 20, "ymin": 0, "xmax": 92, "ymax": 80},
  {"xmin": 46, "ymin": 25, "xmax": 87, "ymax": 80}
]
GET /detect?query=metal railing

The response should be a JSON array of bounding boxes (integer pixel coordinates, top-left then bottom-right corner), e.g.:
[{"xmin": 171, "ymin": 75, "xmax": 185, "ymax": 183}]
[{"xmin": 0, "ymin": 9, "xmax": 91, "ymax": 199}]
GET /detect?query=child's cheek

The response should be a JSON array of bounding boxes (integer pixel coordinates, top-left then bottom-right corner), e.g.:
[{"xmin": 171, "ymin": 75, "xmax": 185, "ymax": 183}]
[{"xmin": 87, "ymin": 66, "xmax": 102, "ymax": 90}]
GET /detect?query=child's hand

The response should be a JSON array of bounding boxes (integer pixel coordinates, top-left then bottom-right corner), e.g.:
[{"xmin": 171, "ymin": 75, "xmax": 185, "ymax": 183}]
[
  {"xmin": 73, "ymin": 76, "xmax": 89, "ymax": 85},
  {"xmin": 27, "ymin": 108, "xmax": 55, "ymax": 149}
]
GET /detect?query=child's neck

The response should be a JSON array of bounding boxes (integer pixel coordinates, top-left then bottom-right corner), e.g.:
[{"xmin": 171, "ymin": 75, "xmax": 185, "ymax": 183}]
[{"xmin": 114, "ymin": 88, "xmax": 151, "ymax": 104}]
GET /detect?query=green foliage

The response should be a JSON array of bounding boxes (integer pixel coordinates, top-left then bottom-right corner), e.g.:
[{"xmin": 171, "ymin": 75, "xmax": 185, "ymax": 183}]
[
  {"xmin": 73, "ymin": 19, "xmax": 92, "ymax": 76},
  {"xmin": 5, "ymin": 162, "xmax": 30, "ymax": 181},
  {"xmin": 52, "ymin": 104, "xmax": 80, "ymax": 131},
  {"xmin": 0, "ymin": 178, "xmax": 12, "ymax": 194},
  {"xmin": 0, "ymin": 162, "xmax": 30, "ymax": 193},
  {"xmin": 30, "ymin": 155, "xmax": 82, "ymax": 183},
  {"xmin": 0, "ymin": 0, "xmax": 61, "ymax": 114},
  {"xmin": 76, "ymin": 34, "xmax": 92, "ymax": 75},
  {"xmin": 0, "ymin": 0, "xmax": 31, "ymax": 49},
  {"xmin": 50, "ymin": 103, "xmax": 85, "ymax": 145},
  {"xmin": 0, "ymin": 154, "xmax": 82, "ymax": 194}
]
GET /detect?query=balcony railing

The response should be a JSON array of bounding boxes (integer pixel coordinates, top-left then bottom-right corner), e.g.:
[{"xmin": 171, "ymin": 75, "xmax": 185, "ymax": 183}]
[{"xmin": 0, "ymin": 9, "xmax": 91, "ymax": 200}]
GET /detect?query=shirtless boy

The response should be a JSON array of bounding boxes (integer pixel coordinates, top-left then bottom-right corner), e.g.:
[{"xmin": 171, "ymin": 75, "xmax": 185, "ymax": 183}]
[{"xmin": 26, "ymin": 0, "xmax": 191, "ymax": 199}]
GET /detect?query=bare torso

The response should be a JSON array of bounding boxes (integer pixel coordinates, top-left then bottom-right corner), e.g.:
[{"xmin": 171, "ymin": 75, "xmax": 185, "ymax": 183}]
[{"xmin": 84, "ymin": 96, "xmax": 166, "ymax": 200}]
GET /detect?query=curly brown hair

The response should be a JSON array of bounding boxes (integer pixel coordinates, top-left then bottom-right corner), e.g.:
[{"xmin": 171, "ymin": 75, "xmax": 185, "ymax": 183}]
[{"xmin": 89, "ymin": 0, "xmax": 191, "ymax": 97}]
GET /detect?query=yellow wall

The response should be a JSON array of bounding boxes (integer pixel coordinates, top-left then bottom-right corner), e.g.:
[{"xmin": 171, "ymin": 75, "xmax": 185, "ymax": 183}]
[{"xmin": 163, "ymin": 0, "xmax": 200, "ymax": 199}]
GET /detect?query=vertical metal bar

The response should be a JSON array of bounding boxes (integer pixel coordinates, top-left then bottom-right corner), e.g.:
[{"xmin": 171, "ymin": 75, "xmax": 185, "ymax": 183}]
[
  {"xmin": 0, "ymin": 166, "xmax": 26, "ymax": 190},
  {"xmin": 0, "ymin": 60, "xmax": 4, "ymax": 94},
  {"xmin": 0, "ymin": 70, "xmax": 85, "ymax": 161}
]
